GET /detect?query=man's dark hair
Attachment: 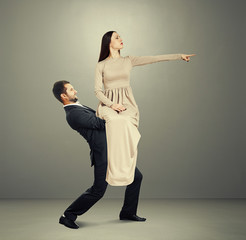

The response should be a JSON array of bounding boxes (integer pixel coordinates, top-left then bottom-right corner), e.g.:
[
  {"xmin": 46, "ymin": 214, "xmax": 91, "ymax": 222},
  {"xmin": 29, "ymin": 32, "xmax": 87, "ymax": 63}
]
[{"xmin": 52, "ymin": 80, "xmax": 70, "ymax": 103}]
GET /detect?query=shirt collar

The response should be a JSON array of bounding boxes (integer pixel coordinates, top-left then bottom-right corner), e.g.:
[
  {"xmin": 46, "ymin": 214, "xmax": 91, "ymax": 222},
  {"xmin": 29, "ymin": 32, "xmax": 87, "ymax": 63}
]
[{"xmin": 63, "ymin": 102, "xmax": 87, "ymax": 109}]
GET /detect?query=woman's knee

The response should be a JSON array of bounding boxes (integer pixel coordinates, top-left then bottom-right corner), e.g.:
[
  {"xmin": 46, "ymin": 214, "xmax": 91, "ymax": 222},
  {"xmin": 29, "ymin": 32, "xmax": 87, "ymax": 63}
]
[{"xmin": 106, "ymin": 115, "xmax": 130, "ymax": 125}]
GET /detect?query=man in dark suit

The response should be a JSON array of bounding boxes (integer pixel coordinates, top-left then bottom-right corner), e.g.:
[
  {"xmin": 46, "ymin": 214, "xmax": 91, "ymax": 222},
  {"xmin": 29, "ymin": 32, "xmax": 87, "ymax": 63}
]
[{"xmin": 52, "ymin": 80, "xmax": 146, "ymax": 229}]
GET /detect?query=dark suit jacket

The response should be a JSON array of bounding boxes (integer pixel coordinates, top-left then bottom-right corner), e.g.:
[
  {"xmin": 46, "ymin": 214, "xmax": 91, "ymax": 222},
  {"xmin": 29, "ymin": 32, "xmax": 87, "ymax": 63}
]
[{"xmin": 64, "ymin": 104, "xmax": 107, "ymax": 167}]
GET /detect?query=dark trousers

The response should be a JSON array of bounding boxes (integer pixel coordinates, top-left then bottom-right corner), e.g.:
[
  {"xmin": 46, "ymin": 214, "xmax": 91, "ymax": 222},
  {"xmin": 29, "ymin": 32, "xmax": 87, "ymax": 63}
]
[{"xmin": 64, "ymin": 150, "xmax": 143, "ymax": 221}]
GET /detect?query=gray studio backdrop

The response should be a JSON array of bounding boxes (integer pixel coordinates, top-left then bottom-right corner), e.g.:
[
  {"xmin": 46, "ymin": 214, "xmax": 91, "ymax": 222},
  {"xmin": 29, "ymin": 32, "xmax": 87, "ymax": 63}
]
[{"xmin": 0, "ymin": 0, "xmax": 245, "ymax": 198}]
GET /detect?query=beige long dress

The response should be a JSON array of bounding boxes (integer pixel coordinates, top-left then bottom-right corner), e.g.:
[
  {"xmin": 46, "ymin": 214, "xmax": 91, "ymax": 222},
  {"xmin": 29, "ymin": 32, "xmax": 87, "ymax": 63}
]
[{"xmin": 94, "ymin": 54, "xmax": 182, "ymax": 186}]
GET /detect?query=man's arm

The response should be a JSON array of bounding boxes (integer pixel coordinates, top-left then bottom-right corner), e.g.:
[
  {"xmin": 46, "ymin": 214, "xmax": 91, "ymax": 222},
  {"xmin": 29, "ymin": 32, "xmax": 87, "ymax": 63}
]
[{"xmin": 68, "ymin": 109, "xmax": 106, "ymax": 130}]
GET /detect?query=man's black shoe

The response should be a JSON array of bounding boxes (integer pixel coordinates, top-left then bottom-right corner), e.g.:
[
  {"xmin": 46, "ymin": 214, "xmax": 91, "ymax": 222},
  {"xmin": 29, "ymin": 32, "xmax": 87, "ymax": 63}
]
[
  {"xmin": 119, "ymin": 214, "xmax": 146, "ymax": 221},
  {"xmin": 59, "ymin": 215, "xmax": 79, "ymax": 229}
]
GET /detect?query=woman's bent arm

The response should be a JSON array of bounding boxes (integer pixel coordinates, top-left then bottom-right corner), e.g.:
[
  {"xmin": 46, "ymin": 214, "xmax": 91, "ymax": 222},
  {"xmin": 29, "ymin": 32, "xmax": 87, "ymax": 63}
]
[{"xmin": 94, "ymin": 62, "xmax": 114, "ymax": 107}]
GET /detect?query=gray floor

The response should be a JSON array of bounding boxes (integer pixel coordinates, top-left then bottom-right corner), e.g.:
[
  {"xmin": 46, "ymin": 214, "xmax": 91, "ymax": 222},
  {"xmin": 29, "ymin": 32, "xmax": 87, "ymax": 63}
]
[{"xmin": 0, "ymin": 199, "xmax": 245, "ymax": 240}]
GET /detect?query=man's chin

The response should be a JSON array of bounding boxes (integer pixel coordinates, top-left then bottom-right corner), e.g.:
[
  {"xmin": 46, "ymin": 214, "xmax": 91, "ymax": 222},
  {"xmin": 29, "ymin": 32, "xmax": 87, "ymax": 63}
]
[{"xmin": 70, "ymin": 98, "xmax": 78, "ymax": 103}]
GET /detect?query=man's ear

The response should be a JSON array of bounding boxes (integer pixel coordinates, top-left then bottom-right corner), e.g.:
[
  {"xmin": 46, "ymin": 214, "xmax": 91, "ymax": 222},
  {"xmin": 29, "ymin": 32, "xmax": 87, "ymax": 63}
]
[{"xmin": 60, "ymin": 93, "xmax": 67, "ymax": 101}]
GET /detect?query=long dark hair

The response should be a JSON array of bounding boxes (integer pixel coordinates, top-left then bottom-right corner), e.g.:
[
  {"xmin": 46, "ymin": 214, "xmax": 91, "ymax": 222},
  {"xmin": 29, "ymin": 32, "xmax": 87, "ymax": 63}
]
[{"xmin": 98, "ymin": 31, "xmax": 120, "ymax": 62}]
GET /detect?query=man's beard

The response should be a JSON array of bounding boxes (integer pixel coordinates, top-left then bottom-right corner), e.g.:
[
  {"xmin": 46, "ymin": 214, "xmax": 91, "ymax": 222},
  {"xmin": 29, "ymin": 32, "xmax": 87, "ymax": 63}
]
[{"xmin": 70, "ymin": 97, "xmax": 78, "ymax": 103}]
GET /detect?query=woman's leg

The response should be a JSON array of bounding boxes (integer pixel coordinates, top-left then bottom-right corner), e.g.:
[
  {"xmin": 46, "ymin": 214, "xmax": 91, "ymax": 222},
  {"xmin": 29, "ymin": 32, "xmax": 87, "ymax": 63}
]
[{"xmin": 100, "ymin": 107, "xmax": 141, "ymax": 186}]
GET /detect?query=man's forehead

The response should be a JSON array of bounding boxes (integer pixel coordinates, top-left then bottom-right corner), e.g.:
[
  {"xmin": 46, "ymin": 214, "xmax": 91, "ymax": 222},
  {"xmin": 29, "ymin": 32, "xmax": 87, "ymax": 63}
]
[{"xmin": 65, "ymin": 83, "xmax": 73, "ymax": 89}]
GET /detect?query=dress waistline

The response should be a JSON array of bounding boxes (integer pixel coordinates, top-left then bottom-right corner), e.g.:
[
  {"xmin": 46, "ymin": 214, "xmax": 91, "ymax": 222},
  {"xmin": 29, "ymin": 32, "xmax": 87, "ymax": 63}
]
[{"xmin": 104, "ymin": 86, "xmax": 131, "ymax": 91}]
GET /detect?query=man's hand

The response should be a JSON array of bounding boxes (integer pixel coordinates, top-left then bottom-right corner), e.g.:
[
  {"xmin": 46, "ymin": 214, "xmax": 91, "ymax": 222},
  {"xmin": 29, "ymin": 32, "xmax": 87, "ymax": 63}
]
[{"xmin": 110, "ymin": 104, "xmax": 127, "ymax": 112}]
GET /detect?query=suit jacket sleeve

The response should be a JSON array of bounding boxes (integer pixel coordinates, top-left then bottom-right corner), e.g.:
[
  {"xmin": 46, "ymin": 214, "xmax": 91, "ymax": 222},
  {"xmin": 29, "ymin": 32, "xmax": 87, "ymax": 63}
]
[
  {"xmin": 94, "ymin": 62, "xmax": 114, "ymax": 107},
  {"xmin": 69, "ymin": 109, "xmax": 106, "ymax": 130},
  {"xmin": 128, "ymin": 54, "xmax": 182, "ymax": 67}
]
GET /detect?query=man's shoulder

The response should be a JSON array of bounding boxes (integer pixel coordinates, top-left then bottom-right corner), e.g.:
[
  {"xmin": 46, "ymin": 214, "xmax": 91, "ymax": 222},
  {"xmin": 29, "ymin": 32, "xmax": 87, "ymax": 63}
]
[
  {"xmin": 64, "ymin": 105, "xmax": 91, "ymax": 116},
  {"xmin": 64, "ymin": 107, "xmax": 88, "ymax": 129},
  {"xmin": 64, "ymin": 105, "xmax": 92, "ymax": 111},
  {"xmin": 65, "ymin": 106, "xmax": 97, "ymax": 122}
]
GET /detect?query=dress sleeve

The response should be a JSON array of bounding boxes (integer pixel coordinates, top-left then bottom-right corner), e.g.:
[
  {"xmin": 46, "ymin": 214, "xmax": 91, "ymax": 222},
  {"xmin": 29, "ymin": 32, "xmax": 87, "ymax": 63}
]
[
  {"xmin": 128, "ymin": 54, "xmax": 182, "ymax": 67},
  {"xmin": 94, "ymin": 62, "xmax": 114, "ymax": 107}
]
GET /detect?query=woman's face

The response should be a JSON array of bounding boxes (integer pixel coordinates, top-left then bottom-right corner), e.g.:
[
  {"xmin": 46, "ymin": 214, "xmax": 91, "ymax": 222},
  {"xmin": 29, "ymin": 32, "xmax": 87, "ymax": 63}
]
[{"xmin": 110, "ymin": 32, "xmax": 123, "ymax": 50}]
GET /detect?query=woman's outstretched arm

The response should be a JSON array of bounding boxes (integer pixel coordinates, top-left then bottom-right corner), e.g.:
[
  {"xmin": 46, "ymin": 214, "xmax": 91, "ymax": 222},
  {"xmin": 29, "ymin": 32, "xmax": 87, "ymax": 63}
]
[
  {"xmin": 128, "ymin": 54, "xmax": 195, "ymax": 67},
  {"xmin": 94, "ymin": 62, "xmax": 114, "ymax": 107}
]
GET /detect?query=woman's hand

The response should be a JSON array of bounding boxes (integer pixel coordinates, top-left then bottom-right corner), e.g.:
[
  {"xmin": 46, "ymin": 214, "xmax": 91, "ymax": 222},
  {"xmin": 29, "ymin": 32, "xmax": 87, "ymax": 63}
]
[
  {"xmin": 181, "ymin": 54, "xmax": 196, "ymax": 62},
  {"xmin": 110, "ymin": 104, "xmax": 127, "ymax": 112}
]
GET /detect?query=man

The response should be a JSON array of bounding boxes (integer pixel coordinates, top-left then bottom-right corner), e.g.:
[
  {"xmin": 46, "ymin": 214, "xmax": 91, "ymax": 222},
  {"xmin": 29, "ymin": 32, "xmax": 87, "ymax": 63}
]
[{"xmin": 52, "ymin": 80, "xmax": 146, "ymax": 229}]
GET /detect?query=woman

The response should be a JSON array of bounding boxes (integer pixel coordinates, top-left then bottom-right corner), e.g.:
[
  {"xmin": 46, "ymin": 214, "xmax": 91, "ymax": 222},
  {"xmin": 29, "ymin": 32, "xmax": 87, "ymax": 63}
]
[{"xmin": 94, "ymin": 31, "xmax": 195, "ymax": 186}]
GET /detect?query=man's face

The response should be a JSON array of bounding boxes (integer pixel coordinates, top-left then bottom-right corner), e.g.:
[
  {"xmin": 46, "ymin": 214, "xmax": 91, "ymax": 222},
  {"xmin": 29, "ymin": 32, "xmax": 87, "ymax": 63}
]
[{"xmin": 63, "ymin": 83, "xmax": 78, "ymax": 103}]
